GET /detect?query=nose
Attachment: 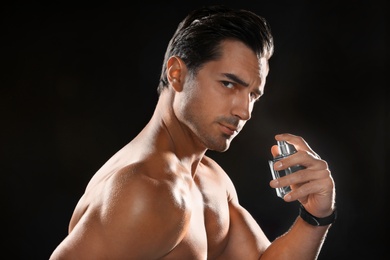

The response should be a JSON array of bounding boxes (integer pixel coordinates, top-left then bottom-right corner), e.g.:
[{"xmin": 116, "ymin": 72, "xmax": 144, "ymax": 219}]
[{"xmin": 231, "ymin": 94, "xmax": 252, "ymax": 121}]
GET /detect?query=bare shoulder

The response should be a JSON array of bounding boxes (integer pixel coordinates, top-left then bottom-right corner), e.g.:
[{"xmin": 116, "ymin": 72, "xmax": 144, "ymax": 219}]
[
  {"xmin": 51, "ymin": 155, "xmax": 191, "ymax": 259},
  {"xmin": 106, "ymin": 156, "xmax": 192, "ymax": 224},
  {"xmin": 104, "ymin": 158, "xmax": 190, "ymax": 220},
  {"xmin": 104, "ymin": 159, "xmax": 192, "ymax": 253}
]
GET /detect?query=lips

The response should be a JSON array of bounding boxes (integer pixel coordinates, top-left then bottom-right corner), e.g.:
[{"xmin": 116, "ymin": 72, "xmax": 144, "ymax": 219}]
[{"xmin": 220, "ymin": 123, "xmax": 239, "ymax": 136}]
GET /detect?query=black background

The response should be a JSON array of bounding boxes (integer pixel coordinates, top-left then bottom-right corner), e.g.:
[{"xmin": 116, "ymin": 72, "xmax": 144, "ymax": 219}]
[{"xmin": 2, "ymin": 0, "xmax": 387, "ymax": 259}]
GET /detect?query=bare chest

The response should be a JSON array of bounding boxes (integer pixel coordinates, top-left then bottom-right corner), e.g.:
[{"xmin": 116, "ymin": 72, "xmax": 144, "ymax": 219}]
[{"xmin": 162, "ymin": 173, "xmax": 231, "ymax": 259}]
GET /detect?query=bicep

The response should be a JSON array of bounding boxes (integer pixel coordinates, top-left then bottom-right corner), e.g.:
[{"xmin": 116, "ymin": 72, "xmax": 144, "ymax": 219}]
[
  {"xmin": 219, "ymin": 201, "xmax": 271, "ymax": 260},
  {"xmin": 206, "ymin": 158, "xmax": 271, "ymax": 259}
]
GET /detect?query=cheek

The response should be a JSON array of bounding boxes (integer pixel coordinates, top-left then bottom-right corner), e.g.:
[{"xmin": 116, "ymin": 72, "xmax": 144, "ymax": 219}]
[
  {"xmin": 179, "ymin": 78, "xmax": 227, "ymax": 118},
  {"xmin": 185, "ymin": 93, "xmax": 209, "ymax": 118},
  {"xmin": 173, "ymin": 87, "xmax": 205, "ymax": 122},
  {"xmin": 185, "ymin": 84, "xmax": 213, "ymax": 110}
]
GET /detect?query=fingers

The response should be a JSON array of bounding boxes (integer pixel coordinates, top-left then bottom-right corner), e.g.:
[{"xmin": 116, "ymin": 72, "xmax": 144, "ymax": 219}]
[
  {"xmin": 270, "ymin": 133, "xmax": 336, "ymax": 216},
  {"xmin": 270, "ymin": 167, "xmax": 332, "ymax": 195},
  {"xmin": 272, "ymin": 150, "xmax": 328, "ymax": 170},
  {"xmin": 269, "ymin": 151, "xmax": 330, "ymax": 196},
  {"xmin": 269, "ymin": 167, "xmax": 334, "ymax": 214},
  {"xmin": 270, "ymin": 144, "xmax": 280, "ymax": 157}
]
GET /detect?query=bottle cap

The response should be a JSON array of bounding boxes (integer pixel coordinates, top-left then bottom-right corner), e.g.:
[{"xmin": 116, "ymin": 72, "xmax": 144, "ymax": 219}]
[{"xmin": 277, "ymin": 141, "xmax": 296, "ymax": 156}]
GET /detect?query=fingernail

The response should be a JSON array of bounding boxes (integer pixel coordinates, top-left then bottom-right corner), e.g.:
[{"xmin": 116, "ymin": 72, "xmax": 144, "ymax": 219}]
[
  {"xmin": 274, "ymin": 161, "xmax": 282, "ymax": 169},
  {"xmin": 270, "ymin": 179, "xmax": 279, "ymax": 187}
]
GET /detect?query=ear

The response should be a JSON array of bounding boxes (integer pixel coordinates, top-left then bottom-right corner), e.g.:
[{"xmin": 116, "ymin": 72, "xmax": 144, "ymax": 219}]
[{"xmin": 167, "ymin": 56, "xmax": 186, "ymax": 92}]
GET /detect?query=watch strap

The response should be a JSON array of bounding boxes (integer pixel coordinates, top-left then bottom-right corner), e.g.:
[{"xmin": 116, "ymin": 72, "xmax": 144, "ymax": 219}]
[{"xmin": 299, "ymin": 204, "xmax": 337, "ymax": 226}]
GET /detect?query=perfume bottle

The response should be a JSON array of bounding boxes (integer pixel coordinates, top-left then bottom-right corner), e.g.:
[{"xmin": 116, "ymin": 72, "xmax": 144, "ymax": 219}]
[{"xmin": 268, "ymin": 141, "xmax": 305, "ymax": 198}]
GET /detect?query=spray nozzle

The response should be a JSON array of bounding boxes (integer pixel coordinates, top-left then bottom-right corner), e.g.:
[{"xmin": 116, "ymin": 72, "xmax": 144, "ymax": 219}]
[{"xmin": 277, "ymin": 141, "xmax": 297, "ymax": 156}]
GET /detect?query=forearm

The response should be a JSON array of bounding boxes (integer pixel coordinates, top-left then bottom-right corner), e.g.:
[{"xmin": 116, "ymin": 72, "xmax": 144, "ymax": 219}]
[{"xmin": 260, "ymin": 217, "xmax": 331, "ymax": 260}]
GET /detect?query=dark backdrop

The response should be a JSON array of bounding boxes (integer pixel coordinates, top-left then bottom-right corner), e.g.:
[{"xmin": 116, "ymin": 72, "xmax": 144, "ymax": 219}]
[{"xmin": 2, "ymin": 0, "xmax": 387, "ymax": 259}]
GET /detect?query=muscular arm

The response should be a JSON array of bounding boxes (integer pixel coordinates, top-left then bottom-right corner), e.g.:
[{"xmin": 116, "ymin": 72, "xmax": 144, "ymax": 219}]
[
  {"xmin": 211, "ymin": 160, "xmax": 271, "ymax": 260},
  {"xmin": 218, "ymin": 133, "xmax": 336, "ymax": 259},
  {"xmin": 217, "ymin": 200, "xmax": 271, "ymax": 260},
  {"xmin": 261, "ymin": 134, "xmax": 336, "ymax": 259},
  {"xmin": 261, "ymin": 217, "xmax": 330, "ymax": 259},
  {"xmin": 220, "ymin": 195, "xmax": 332, "ymax": 260}
]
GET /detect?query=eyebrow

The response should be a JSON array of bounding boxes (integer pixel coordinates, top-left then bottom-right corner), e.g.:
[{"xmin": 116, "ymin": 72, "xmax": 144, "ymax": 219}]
[{"xmin": 222, "ymin": 73, "xmax": 262, "ymax": 96}]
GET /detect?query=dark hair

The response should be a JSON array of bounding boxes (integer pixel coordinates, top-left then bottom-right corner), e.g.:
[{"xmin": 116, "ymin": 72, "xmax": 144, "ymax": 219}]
[{"xmin": 157, "ymin": 5, "xmax": 274, "ymax": 95}]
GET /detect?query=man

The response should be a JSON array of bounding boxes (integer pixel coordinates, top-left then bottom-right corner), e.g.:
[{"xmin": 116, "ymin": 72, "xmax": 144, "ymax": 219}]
[{"xmin": 50, "ymin": 5, "xmax": 336, "ymax": 259}]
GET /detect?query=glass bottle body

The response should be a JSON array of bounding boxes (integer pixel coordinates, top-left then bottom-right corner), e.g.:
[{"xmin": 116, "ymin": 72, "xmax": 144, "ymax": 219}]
[{"xmin": 268, "ymin": 141, "xmax": 305, "ymax": 198}]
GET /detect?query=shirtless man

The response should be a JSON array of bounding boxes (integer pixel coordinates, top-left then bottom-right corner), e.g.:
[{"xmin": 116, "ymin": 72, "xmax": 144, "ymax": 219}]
[{"xmin": 50, "ymin": 5, "xmax": 336, "ymax": 259}]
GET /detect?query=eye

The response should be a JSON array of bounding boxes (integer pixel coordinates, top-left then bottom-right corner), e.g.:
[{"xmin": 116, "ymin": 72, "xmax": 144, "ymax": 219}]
[
  {"xmin": 251, "ymin": 92, "xmax": 261, "ymax": 102},
  {"xmin": 221, "ymin": 81, "xmax": 235, "ymax": 89}
]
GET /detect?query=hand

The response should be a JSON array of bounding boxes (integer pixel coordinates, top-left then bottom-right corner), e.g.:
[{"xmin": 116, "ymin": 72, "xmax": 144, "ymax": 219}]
[{"xmin": 269, "ymin": 133, "xmax": 336, "ymax": 218}]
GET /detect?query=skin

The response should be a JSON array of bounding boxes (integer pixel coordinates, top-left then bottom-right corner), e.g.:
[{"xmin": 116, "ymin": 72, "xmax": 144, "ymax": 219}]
[{"xmin": 50, "ymin": 40, "xmax": 335, "ymax": 259}]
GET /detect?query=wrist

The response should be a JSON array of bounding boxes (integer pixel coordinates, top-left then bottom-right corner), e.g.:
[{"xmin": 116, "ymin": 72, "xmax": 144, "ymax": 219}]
[{"xmin": 299, "ymin": 204, "xmax": 337, "ymax": 226}]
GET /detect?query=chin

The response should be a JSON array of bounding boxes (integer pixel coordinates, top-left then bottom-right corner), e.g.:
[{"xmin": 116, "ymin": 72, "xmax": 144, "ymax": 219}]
[{"xmin": 208, "ymin": 141, "xmax": 231, "ymax": 153}]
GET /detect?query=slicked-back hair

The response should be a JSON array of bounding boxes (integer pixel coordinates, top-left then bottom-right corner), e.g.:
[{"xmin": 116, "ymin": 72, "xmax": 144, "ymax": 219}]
[{"xmin": 157, "ymin": 5, "xmax": 274, "ymax": 95}]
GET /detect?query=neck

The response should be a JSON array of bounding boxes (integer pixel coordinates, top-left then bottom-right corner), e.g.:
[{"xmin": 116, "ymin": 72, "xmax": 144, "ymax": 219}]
[{"xmin": 140, "ymin": 89, "xmax": 207, "ymax": 176}]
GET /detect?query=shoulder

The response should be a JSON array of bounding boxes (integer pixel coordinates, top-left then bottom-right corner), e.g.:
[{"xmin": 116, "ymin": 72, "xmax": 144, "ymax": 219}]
[
  {"xmin": 104, "ymin": 159, "xmax": 190, "ymax": 223},
  {"xmin": 104, "ymin": 157, "xmax": 192, "ymax": 234},
  {"xmin": 64, "ymin": 157, "xmax": 191, "ymax": 259},
  {"xmin": 108, "ymin": 158, "xmax": 191, "ymax": 256}
]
